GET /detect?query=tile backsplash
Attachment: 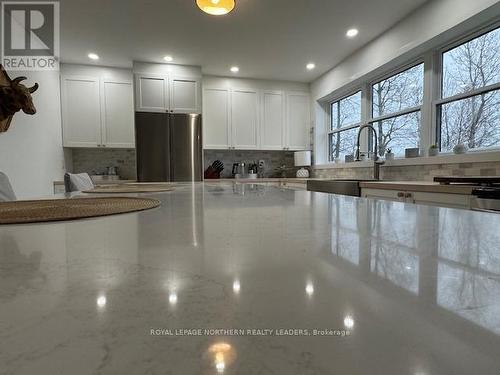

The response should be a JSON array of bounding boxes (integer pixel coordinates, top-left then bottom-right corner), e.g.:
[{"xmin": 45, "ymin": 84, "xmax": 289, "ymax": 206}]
[
  {"xmin": 204, "ymin": 150, "xmax": 297, "ymax": 178},
  {"xmin": 70, "ymin": 148, "xmax": 137, "ymax": 180},
  {"xmin": 68, "ymin": 149, "xmax": 298, "ymax": 180},
  {"xmin": 313, "ymin": 161, "xmax": 500, "ymax": 180}
]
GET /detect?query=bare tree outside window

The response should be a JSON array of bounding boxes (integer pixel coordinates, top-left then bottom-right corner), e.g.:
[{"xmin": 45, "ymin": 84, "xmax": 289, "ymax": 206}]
[
  {"xmin": 372, "ymin": 64, "xmax": 424, "ymax": 156},
  {"xmin": 329, "ymin": 91, "xmax": 361, "ymax": 160},
  {"xmin": 440, "ymin": 27, "xmax": 500, "ymax": 151}
]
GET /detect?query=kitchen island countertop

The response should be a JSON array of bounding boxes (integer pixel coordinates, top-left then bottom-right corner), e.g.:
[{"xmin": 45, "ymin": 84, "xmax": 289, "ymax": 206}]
[{"xmin": 1, "ymin": 183, "xmax": 499, "ymax": 374}]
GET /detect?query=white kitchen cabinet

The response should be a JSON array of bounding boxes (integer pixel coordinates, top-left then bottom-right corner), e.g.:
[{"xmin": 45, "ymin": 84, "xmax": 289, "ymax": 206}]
[
  {"xmin": 286, "ymin": 92, "xmax": 310, "ymax": 151},
  {"xmin": 202, "ymin": 84, "xmax": 310, "ymax": 151},
  {"xmin": 135, "ymin": 74, "xmax": 168, "ymax": 112},
  {"xmin": 261, "ymin": 91, "xmax": 284, "ymax": 150},
  {"xmin": 135, "ymin": 74, "xmax": 201, "ymax": 114},
  {"xmin": 61, "ymin": 76, "xmax": 102, "ymax": 148},
  {"xmin": 62, "ymin": 74, "xmax": 135, "ymax": 148},
  {"xmin": 411, "ymin": 191, "xmax": 471, "ymax": 209},
  {"xmin": 231, "ymin": 89, "xmax": 259, "ymax": 149},
  {"xmin": 101, "ymin": 80, "xmax": 135, "ymax": 148},
  {"xmin": 169, "ymin": 76, "xmax": 201, "ymax": 113},
  {"xmin": 203, "ymin": 88, "xmax": 231, "ymax": 149},
  {"xmin": 361, "ymin": 188, "xmax": 471, "ymax": 209},
  {"xmin": 362, "ymin": 188, "xmax": 407, "ymax": 203}
]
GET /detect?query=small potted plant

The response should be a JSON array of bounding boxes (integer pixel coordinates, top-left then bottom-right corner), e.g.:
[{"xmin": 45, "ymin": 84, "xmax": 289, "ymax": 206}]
[
  {"xmin": 428, "ymin": 144, "xmax": 439, "ymax": 157},
  {"xmin": 385, "ymin": 148, "xmax": 394, "ymax": 161},
  {"xmin": 453, "ymin": 143, "xmax": 468, "ymax": 154}
]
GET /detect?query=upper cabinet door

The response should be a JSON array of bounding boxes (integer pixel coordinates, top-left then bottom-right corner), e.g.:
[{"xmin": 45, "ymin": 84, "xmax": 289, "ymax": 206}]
[
  {"xmin": 286, "ymin": 92, "xmax": 310, "ymax": 150},
  {"xmin": 135, "ymin": 74, "xmax": 168, "ymax": 112},
  {"xmin": 101, "ymin": 80, "xmax": 135, "ymax": 148},
  {"xmin": 203, "ymin": 88, "xmax": 231, "ymax": 149},
  {"xmin": 231, "ymin": 89, "xmax": 259, "ymax": 150},
  {"xmin": 169, "ymin": 76, "xmax": 201, "ymax": 114},
  {"xmin": 61, "ymin": 75, "xmax": 102, "ymax": 147},
  {"xmin": 261, "ymin": 91, "xmax": 284, "ymax": 150}
]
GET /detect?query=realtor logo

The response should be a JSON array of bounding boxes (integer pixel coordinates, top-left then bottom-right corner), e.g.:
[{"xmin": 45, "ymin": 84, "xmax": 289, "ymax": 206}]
[{"xmin": 1, "ymin": 1, "xmax": 59, "ymax": 70}]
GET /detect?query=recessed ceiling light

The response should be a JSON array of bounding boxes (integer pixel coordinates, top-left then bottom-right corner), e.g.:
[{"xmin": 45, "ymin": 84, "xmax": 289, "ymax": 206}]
[
  {"xmin": 230, "ymin": 66, "xmax": 239, "ymax": 73},
  {"xmin": 346, "ymin": 28, "xmax": 359, "ymax": 38},
  {"xmin": 197, "ymin": 0, "xmax": 235, "ymax": 15},
  {"xmin": 88, "ymin": 53, "xmax": 99, "ymax": 60},
  {"xmin": 306, "ymin": 63, "xmax": 316, "ymax": 70},
  {"xmin": 163, "ymin": 55, "xmax": 173, "ymax": 62}
]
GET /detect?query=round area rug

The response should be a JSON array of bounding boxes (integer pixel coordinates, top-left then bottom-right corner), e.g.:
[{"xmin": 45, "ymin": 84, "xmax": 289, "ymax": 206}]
[
  {"xmin": 83, "ymin": 183, "xmax": 175, "ymax": 194},
  {"xmin": 0, "ymin": 197, "xmax": 161, "ymax": 225}
]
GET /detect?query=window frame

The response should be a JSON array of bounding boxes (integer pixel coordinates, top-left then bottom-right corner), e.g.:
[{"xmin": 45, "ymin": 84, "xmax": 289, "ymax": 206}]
[
  {"xmin": 435, "ymin": 23, "xmax": 500, "ymax": 153},
  {"xmin": 368, "ymin": 60, "xmax": 425, "ymax": 156},
  {"xmin": 368, "ymin": 59, "xmax": 425, "ymax": 123},
  {"xmin": 327, "ymin": 89, "xmax": 363, "ymax": 161},
  {"xmin": 324, "ymin": 20, "xmax": 500, "ymax": 164}
]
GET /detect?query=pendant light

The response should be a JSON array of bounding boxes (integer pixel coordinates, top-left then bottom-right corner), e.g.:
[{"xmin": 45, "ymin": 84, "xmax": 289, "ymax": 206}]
[{"xmin": 196, "ymin": 0, "xmax": 235, "ymax": 16}]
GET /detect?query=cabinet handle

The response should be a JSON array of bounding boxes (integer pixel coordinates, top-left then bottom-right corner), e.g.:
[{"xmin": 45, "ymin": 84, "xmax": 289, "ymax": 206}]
[
  {"xmin": 397, "ymin": 192, "xmax": 405, "ymax": 198},
  {"xmin": 405, "ymin": 192, "xmax": 413, "ymax": 198}
]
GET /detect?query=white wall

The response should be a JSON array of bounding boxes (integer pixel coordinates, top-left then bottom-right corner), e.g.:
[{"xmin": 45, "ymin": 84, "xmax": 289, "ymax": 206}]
[
  {"xmin": 62, "ymin": 64, "xmax": 133, "ymax": 81},
  {"xmin": 133, "ymin": 61, "xmax": 202, "ymax": 77},
  {"xmin": 311, "ymin": 0, "xmax": 500, "ymax": 164},
  {"xmin": 0, "ymin": 70, "xmax": 65, "ymax": 199},
  {"xmin": 203, "ymin": 75, "xmax": 309, "ymax": 92}
]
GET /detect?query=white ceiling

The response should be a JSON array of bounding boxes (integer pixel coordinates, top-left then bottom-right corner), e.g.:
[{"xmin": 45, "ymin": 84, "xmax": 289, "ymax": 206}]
[{"xmin": 60, "ymin": 0, "xmax": 429, "ymax": 82}]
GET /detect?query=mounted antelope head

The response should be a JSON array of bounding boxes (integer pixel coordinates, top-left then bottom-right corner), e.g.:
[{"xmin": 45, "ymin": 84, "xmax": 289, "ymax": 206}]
[{"xmin": 0, "ymin": 64, "xmax": 39, "ymax": 133}]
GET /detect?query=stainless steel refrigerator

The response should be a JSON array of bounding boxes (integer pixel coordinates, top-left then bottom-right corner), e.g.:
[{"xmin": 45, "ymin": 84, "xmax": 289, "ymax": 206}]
[{"xmin": 135, "ymin": 113, "xmax": 203, "ymax": 182}]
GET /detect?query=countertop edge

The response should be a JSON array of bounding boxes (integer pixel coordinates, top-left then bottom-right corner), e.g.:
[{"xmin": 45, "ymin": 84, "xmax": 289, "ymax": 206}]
[{"xmin": 359, "ymin": 181, "xmax": 476, "ymax": 195}]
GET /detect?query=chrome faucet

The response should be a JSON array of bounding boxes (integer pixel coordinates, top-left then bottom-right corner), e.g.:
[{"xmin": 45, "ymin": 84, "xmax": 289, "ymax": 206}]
[{"xmin": 355, "ymin": 124, "xmax": 385, "ymax": 180}]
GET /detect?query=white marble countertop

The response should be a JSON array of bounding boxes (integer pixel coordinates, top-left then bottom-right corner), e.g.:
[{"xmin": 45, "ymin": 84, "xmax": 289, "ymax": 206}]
[{"xmin": 1, "ymin": 183, "xmax": 499, "ymax": 374}]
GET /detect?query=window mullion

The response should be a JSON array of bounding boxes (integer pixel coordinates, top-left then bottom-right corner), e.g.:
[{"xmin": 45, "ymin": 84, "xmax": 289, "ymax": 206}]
[
  {"xmin": 421, "ymin": 51, "xmax": 437, "ymax": 154},
  {"xmin": 360, "ymin": 83, "xmax": 370, "ymax": 154}
]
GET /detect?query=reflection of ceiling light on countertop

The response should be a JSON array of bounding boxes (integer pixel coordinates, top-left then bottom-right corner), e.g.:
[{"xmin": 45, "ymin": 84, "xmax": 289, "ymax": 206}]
[
  {"xmin": 344, "ymin": 315, "xmax": 355, "ymax": 329},
  {"xmin": 88, "ymin": 53, "xmax": 99, "ymax": 60},
  {"xmin": 169, "ymin": 292, "xmax": 178, "ymax": 304},
  {"xmin": 232, "ymin": 280, "xmax": 241, "ymax": 293},
  {"xmin": 163, "ymin": 55, "xmax": 173, "ymax": 62},
  {"xmin": 305, "ymin": 282, "xmax": 314, "ymax": 296},
  {"xmin": 230, "ymin": 66, "xmax": 239, "ymax": 73},
  {"xmin": 208, "ymin": 342, "xmax": 235, "ymax": 374},
  {"xmin": 197, "ymin": 0, "xmax": 235, "ymax": 15},
  {"xmin": 96, "ymin": 295, "xmax": 107, "ymax": 308}
]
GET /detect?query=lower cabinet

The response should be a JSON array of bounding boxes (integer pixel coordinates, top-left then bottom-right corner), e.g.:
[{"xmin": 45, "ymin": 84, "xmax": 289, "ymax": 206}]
[{"xmin": 361, "ymin": 188, "xmax": 471, "ymax": 209}]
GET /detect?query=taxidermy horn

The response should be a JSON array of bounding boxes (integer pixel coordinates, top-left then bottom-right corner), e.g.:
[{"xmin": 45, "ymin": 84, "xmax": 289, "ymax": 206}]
[
  {"xmin": 29, "ymin": 83, "xmax": 39, "ymax": 93},
  {"xmin": 12, "ymin": 76, "xmax": 27, "ymax": 84}
]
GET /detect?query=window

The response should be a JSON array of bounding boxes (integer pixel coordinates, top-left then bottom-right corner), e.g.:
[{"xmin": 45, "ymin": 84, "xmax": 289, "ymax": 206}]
[
  {"xmin": 439, "ymin": 27, "xmax": 500, "ymax": 152},
  {"xmin": 322, "ymin": 22, "xmax": 500, "ymax": 165},
  {"xmin": 371, "ymin": 63, "xmax": 424, "ymax": 156},
  {"xmin": 373, "ymin": 112, "xmax": 421, "ymax": 156},
  {"xmin": 329, "ymin": 91, "xmax": 361, "ymax": 161}
]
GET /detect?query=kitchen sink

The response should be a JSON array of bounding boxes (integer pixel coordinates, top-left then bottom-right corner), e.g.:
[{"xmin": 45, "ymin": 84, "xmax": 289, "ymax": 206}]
[{"xmin": 307, "ymin": 179, "xmax": 377, "ymax": 197}]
